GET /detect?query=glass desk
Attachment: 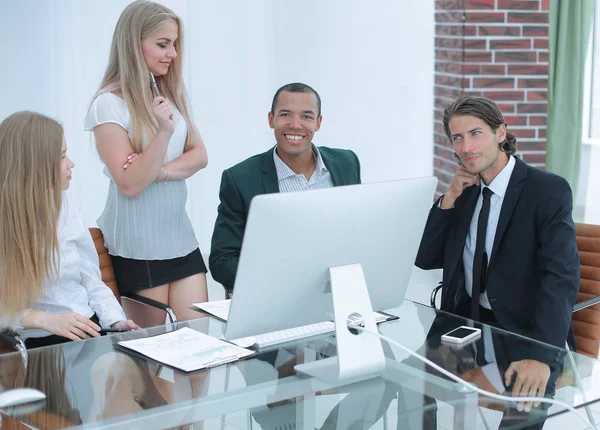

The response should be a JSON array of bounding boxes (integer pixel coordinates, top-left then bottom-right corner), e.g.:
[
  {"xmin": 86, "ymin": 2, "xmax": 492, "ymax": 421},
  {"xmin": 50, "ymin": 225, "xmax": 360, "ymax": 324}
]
[{"xmin": 1, "ymin": 299, "xmax": 599, "ymax": 430}]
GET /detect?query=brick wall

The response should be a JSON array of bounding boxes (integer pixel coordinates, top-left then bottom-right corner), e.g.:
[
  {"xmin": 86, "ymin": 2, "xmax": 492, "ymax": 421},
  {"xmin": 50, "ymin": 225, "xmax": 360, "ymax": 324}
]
[{"xmin": 434, "ymin": 0, "xmax": 549, "ymax": 196}]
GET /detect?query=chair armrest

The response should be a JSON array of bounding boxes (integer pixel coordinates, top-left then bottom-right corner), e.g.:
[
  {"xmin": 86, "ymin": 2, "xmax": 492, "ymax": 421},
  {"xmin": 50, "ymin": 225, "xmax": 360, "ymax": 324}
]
[
  {"xmin": 430, "ymin": 282, "xmax": 443, "ymax": 309},
  {"xmin": 573, "ymin": 296, "xmax": 600, "ymax": 313},
  {"xmin": 120, "ymin": 293, "xmax": 177, "ymax": 324},
  {"xmin": 0, "ymin": 328, "xmax": 28, "ymax": 371},
  {"xmin": 0, "ymin": 329, "xmax": 20, "ymax": 349}
]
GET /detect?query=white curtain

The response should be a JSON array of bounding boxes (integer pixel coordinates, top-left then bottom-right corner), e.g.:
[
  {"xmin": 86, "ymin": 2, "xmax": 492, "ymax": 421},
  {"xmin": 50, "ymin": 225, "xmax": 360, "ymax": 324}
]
[{"xmin": 0, "ymin": 0, "xmax": 435, "ymax": 253}]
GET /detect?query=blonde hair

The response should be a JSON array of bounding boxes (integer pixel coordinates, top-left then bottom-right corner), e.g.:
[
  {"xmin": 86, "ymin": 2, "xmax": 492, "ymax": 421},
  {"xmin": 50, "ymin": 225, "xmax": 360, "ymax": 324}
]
[
  {"xmin": 91, "ymin": 0, "xmax": 199, "ymax": 152},
  {"xmin": 0, "ymin": 112, "xmax": 62, "ymax": 319}
]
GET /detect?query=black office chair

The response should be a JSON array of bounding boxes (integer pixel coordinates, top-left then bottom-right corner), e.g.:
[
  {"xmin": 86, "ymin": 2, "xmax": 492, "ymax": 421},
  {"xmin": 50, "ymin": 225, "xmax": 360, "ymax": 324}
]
[{"xmin": 0, "ymin": 328, "xmax": 27, "ymax": 373}]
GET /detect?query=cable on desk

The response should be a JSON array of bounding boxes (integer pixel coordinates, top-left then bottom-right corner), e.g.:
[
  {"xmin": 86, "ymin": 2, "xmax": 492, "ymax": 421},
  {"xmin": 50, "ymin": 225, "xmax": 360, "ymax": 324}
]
[{"xmin": 349, "ymin": 324, "xmax": 593, "ymax": 429}]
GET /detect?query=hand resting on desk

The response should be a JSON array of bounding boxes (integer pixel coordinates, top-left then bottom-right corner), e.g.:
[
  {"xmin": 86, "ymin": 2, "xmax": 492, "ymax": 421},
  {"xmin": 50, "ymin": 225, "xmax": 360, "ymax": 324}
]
[
  {"xmin": 21, "ymin": 310, "xmax": 140, "ymax": 341},
  {"xmin": 111, "ymin": 320, "xmax": 141, "ymax": 332},
  {"xmin": 22, "ymin": 311, "xmax": 101, "ymax": 340},
  {"xmin": 505, "ymin": 359, "xmax": 550, "ymax": 413}
]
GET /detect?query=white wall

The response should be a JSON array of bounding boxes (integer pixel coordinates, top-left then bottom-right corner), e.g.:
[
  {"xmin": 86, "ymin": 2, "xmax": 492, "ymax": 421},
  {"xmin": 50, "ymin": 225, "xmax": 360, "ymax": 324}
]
[{"xmin": 0, "ymin": 0, "xmax": 434, "ymax": 254}]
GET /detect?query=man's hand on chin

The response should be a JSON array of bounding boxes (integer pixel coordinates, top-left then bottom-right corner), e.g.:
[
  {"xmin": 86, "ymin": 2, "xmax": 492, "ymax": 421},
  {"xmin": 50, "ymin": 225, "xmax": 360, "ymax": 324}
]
[{"xmin": 504, "ymin": 359, "xmax": 550, "ymax": 412}]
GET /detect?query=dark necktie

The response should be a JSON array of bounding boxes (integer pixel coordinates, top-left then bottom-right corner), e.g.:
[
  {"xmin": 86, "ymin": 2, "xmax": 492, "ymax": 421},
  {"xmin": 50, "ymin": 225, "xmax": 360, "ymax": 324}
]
[{"xmin": 470, "ymin": 187, "xmax": 493, "ymax": 321}]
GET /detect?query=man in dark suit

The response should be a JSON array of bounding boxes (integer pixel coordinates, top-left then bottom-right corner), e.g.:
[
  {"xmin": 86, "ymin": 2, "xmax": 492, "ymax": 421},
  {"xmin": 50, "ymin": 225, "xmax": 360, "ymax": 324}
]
[
  {"xmin": 416, "ymin": 96, "xmax": 579, "ymax": 417},
  {"xmin": 209, "ymin": 82, "xmax": 361, "ymax": 294}
]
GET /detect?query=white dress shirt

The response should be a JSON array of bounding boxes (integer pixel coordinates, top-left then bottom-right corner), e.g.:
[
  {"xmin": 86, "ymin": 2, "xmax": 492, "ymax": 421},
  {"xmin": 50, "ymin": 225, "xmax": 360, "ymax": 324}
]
[
  {"xmin": 480, "ymin": 326, "xmax": 507, "ymax": 393},
  {"xmin": 464, "ymin": 155, "xmax": 516, "ymax": 309},
  {"xmin": 0, "ymin": 194, "xmax": 126, "ymax": 339},
  {"xmin": 273, "ymin": 145, "xmax": 334, "ymax": 192}
]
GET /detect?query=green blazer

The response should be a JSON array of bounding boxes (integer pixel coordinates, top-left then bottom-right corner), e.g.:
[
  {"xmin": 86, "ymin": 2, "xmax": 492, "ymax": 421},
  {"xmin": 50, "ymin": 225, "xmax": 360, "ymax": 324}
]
[{"xmin": 209, "ymin": 146, "xmax": 361, "ymax": 291}]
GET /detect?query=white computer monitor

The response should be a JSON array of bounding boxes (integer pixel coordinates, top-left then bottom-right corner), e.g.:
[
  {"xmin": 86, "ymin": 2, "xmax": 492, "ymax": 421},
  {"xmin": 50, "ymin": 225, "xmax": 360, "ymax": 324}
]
[{"xmin": 225, "ymin": 176, "xmax": 437, "ymax": 342}]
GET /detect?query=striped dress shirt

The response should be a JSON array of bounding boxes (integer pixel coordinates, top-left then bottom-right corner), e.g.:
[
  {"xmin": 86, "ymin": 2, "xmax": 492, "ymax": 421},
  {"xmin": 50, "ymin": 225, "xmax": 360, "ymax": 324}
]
[
  {"xmin": 273, "ymin": 146, "xmax": 334, "ymax": 192},
  {"xmin": 271, "ymin": 145, "xmax": 334, "ymax": 368}
]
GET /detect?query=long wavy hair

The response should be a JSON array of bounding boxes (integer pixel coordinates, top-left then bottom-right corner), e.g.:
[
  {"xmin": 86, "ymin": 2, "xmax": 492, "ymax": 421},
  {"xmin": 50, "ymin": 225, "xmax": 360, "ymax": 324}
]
[
  {"xmin": 90, "ymin": 0, "xmax": 199, "ymax": 152},
  {"xmin": 0, "ymin": 112, "xmax": 62, "ymax": 319}
]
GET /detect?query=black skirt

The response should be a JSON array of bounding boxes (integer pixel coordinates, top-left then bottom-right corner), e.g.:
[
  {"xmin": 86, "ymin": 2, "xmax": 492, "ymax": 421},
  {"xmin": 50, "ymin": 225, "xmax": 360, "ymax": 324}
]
[{"xmin": 111, "ymin": 248, "xmax": 207, "ymax": 293}]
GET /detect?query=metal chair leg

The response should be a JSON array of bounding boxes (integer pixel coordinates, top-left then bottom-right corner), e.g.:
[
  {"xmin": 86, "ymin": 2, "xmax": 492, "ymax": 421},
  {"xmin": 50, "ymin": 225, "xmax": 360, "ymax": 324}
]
[{"xmin": 565, "ymin": 342, "xmax": 597, "ymax": 428}]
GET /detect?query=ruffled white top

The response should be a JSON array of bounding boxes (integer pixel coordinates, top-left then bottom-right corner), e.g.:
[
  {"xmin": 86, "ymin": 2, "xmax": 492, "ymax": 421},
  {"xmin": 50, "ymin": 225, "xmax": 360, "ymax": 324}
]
[{"xmin": 84, "ymin": 93, "xmax": 198, "ymax": 260}]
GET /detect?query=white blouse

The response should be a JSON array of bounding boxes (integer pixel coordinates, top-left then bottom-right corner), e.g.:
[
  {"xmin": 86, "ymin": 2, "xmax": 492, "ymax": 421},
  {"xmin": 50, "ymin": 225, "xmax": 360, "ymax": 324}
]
[
  {"xmin": 0, "ymin": 194, "xmax": 126, "ymax": 340},
  {"xmin": 84, "ymin": 92, "xmax": 198, "ymax": 260}
]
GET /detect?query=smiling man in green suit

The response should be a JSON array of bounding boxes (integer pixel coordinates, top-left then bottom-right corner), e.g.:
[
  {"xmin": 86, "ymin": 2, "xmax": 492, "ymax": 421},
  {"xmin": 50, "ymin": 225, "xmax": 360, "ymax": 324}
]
[{"xmin": 209, "ymin": 82, "xmax": 361, "ymax": 294}]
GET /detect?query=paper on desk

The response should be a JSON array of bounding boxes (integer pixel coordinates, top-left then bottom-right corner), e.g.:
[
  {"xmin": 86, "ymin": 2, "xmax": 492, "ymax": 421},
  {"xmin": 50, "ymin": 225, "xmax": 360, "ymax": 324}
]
[
  {"xmin": 227, "ymin": 335, "xmax": 257, "ymax": 348},
  {"xmin": 192, "ymin": 299, "xmax": 231, "ymax": 321},
  {"xmin": 117, "ymin": 327, "xmax": 253, "ymax": 372},
  {"xmin": 192, "ymin": 299, "xmax": 390, "ymax": 325},
  {"xmin": 191, "ymin": 300, "xmax": 257, "ymax": 347}
]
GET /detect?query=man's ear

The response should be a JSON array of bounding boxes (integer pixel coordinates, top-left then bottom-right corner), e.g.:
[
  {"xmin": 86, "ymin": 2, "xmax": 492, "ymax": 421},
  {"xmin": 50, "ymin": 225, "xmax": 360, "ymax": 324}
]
[
  {"xmin": 497, "ymin": 123, "xmax": 507, "ymax": 147},
  {"xmin": 268, "ymin": 111, "xmax": 275, "ymax": 129},
  {"xmin": 315, "ymin": 115, "xmax": 322, "ymax": 132}
]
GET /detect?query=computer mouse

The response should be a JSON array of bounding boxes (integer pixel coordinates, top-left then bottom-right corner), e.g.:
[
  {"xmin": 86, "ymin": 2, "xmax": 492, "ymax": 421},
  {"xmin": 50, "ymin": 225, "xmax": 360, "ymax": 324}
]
[{"xmin": 0, "ymin": 388, "xmax": 46, "ymax": 408}]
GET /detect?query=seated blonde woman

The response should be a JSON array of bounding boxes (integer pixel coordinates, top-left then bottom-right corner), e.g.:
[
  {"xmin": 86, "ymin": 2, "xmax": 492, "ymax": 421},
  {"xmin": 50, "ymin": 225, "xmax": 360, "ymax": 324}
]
[{"xmin": 0, "ymin": 111, "xmax": 139, "ymax": 348}]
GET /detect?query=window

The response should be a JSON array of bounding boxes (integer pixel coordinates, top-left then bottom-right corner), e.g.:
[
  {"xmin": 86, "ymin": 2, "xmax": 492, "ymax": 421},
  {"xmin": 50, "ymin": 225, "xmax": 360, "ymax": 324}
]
[{"xmin": 580, "ymin": 0, "xmax": 600, "ymax": 223}]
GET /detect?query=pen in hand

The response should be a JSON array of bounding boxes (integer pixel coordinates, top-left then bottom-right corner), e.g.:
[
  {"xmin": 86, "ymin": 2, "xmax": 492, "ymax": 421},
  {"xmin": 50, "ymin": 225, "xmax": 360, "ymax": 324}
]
[
  {"xmin": 100, "ymin": 328, "xmax": 132, "ymax": 335},
  {"xmin": 150, "ymin": 72, "xmax": 173, "ymax": 120},
  {"xmin": 150, "ymin": 72, "xmax": 160, "ymax": 98}
]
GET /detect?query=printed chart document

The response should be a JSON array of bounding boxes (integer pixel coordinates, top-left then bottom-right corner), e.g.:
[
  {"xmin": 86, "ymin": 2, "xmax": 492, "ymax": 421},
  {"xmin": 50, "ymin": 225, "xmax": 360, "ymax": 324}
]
[
  {"xmin": 191, "ymin": 299, "xmax": 231, "ymax": 321},
  {"xmin": 117, "ymin": 327, "xmax": 254, "ymax": 372}
]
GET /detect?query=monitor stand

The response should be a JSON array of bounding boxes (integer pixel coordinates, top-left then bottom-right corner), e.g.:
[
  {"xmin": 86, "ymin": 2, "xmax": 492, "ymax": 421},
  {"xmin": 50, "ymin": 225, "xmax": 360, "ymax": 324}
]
[{"xmin": 294, "ymin": 263, "xmax": 386, "ymax": 382}]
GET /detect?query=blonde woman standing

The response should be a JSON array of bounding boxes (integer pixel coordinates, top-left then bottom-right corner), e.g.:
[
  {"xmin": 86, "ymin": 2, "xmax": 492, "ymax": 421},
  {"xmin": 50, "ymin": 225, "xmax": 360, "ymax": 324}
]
[
  {"xmin": 85, "ymin": 1, "xmax": 208, "ymax": 323},
  {"xmin": 0, "ymin": 111, "xmax": 138, "ymax": 348}
]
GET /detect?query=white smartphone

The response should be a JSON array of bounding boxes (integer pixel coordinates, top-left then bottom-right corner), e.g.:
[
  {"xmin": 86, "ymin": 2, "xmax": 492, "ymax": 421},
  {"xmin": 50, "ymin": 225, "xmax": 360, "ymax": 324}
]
[{"xmin": 441, "ymin": 326, "xmax": 481, "ymax": 345}]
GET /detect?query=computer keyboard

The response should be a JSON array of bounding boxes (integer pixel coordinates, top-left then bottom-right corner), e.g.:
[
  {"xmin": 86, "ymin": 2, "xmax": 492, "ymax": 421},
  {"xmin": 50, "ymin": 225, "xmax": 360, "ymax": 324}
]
[{"xmin": 254, "ymin": 321, "xmax": 335, "ymax": 348}]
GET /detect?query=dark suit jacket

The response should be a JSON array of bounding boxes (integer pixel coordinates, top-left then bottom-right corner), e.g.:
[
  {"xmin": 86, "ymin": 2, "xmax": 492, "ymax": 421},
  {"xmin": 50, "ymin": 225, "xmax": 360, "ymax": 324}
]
[
  {"xmin": 416, "ymin": 156, "xmax": 579, "ymax": 367},
  {"xmin": 209, "ymin": 146, "xmax": 361, "ymax": 291}
]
